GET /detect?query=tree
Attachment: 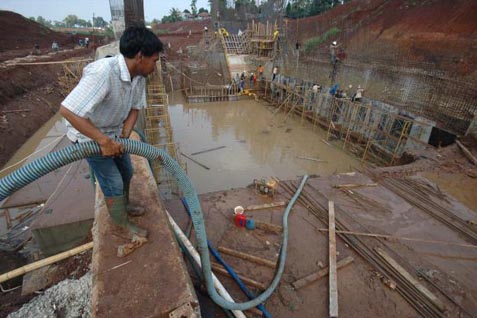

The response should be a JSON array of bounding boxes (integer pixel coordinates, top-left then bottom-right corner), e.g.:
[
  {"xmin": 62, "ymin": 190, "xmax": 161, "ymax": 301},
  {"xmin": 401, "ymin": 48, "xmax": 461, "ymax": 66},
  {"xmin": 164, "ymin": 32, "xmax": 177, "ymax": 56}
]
[
  {"xmin": 161, "ymin": 8, "xmax": 183, "ymax": 23},
  {"xmin": 191, "ymin": 0, "xmax": 198, "ymax": 15},
  {"xmin": 35, "ymin": 16, "xmax": 53, "ymax": 28},
  {"xmin": 198, "ymin": 8, "xmax": 208, "ymax": 13},
  {"xmin": 93, "ymin": 16, "xmax": 107, "ymax": 28},
  {"xmin": 63, "ymin": 14, "xmax": 79, "ymax": 27}
]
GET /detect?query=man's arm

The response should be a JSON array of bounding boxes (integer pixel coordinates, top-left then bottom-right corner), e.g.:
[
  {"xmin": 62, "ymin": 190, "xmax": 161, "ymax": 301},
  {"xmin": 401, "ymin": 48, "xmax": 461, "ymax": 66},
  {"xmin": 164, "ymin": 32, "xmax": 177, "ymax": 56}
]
[
  {"xmin": 60, "ymin": 106, "xmax": 123, "ymax": 156},
  {"xmin": 121, "ymin": 109, "xmax": 139, "ymax": 138}
]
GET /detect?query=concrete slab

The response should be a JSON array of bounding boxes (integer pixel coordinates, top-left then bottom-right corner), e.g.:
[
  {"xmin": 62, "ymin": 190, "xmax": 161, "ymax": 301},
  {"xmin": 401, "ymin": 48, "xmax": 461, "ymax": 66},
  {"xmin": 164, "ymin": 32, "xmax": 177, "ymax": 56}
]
[{"xmin": 91, "ymin": 135, "xmax": 199, "ymax": 318}]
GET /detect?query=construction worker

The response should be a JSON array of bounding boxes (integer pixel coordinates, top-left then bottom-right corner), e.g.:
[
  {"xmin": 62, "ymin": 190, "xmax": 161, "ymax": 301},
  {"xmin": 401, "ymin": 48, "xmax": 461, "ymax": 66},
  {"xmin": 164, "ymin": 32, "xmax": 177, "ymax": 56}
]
[
  {"xmin": 353, "ymin": 85, "xmax": 365, "ymax": 102},
  {"xmin": 51, "ymin": 40, "xmax": 59, "ymax": 53},
  {"xmin": 330, "ymin": 41, "xmax": 339, "ymax": 65},
  {"xmin": 59, "ymin": 25, "xmax": 163, "ymax": 238},
  {"xmin": 272, "ymin": 66, "xmax": 278, "ymax": 81},
  {"xmin": 257, "ymin": 65, "xmax": 264, "ymax": 80}
]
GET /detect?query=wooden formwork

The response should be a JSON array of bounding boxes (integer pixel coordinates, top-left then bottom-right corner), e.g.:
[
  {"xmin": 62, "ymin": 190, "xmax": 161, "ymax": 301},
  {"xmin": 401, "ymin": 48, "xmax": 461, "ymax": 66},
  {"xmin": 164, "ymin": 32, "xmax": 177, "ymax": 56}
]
[
  {"xmin": 262, "ymin": 79, "xmax": 432, "ymax": 166},
  {"xmin": 144, "ymin": 70, "xmax": 186, "ymax": 196}
]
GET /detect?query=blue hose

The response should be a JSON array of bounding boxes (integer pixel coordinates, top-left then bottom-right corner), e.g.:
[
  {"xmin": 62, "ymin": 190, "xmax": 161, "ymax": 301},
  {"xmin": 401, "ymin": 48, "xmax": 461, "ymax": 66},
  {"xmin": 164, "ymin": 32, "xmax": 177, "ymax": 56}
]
[
  {"xmin": 182, "ymin": 198, "xmax": 272, "ymax": 318},
  {"xmin": 0, "ymin": 139, "xmax": 308, "ymax": 310}
]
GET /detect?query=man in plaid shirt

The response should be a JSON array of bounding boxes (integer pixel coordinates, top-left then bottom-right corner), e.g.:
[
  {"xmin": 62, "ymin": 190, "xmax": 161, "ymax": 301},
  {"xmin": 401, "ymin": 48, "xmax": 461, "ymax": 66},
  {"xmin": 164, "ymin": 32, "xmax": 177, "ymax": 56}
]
[{"xmin": 60, "ymin": 25, "xmax": 163, "ymax": 238}]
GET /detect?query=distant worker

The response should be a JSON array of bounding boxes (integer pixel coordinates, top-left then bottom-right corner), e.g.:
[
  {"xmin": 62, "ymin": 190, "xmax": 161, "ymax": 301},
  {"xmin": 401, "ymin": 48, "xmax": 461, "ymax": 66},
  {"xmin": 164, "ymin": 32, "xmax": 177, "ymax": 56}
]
[
  {"xmin": 329, "ymin": 83, "xmax": 339, "ymax": 96},
  {"xmin": 239, "ymin": 77, "xmax": 245, "ymax": 92},
  {"xmin": 249, "ymin": 73, "xmax": 254, "ymax": 87},
  {"xmin": 330, "ymin": 41, "xmax": 340, "ymax": 65},
  {"xmin": 34, "ymin": 43, "xmax": 40, "ymax": 55},
  {"xmin": 204, "ymin": 26, "xmax": 208, "ymax": 33},
  {"xmin": 272, "ymin": 66, "xmax": 278, "ymax": 81},
  {"xmin": 79, "ymin": 39, "xmax": 84, "ymax": 47},
  {"xmin": 85, "ymin": 37, "xmax": 90, "ymax": 48},
  {"xmin": 51, "ymin": 41, "xmax": 59, "ymax": 53},
  {"xmin": 59, "ymin": 26, "xmax": 163, "ymax": 239},
  {"xmin": 234, "ymin": 73, "xmax": 240, "ymax": 84},
  {"xmin": 353, "ymin": 85, "xmax": 365, "ymax": 102},
  {"xmin": 257, "ymin": 64, "xmax": 264, "ymax": 80}
]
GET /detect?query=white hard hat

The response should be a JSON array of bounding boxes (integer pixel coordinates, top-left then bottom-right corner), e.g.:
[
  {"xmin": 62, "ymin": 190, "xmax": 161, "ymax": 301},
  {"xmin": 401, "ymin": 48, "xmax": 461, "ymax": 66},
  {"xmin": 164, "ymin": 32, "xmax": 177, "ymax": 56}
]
[{"xmin": 332, "ymin": 41, "xmax": 337, "ymax": 45}]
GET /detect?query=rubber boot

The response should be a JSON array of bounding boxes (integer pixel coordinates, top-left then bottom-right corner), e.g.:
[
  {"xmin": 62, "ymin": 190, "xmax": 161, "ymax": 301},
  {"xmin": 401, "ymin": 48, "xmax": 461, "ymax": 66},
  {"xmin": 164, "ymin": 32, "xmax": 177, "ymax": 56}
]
[
  {"xmin": 124, "ymin": 183, "xmax": 145, "ymax": 217},
  {"xmin": 105, "ymin": 195, "xmax": 148, "ymax": 238}
]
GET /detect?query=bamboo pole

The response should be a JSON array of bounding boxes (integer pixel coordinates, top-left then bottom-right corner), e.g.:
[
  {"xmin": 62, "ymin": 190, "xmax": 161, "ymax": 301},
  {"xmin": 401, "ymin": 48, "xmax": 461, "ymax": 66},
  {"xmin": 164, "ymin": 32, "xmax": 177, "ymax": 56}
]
[
  {"xmin": 456, "ymin": 140, "xmax": 477, "ymax": 165},
  {"xmin": 0, "ymin": 242, "xmax": 93, "ymax": 283}
]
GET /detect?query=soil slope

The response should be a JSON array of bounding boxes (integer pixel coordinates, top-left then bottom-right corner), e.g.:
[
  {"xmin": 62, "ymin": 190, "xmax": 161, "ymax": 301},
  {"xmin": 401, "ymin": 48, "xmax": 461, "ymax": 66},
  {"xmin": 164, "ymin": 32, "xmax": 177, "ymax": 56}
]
[{"xmin": 289, "ymin": 0, "xmax": 477, "ymax": 78}]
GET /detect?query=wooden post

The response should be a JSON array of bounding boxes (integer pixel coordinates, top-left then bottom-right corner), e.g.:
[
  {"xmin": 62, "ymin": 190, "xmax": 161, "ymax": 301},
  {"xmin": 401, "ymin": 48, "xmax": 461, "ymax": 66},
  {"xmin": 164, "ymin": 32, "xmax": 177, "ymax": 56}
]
[{"xmin": 329, "ymin": 201, "xmax": 339, "ymax": 317}]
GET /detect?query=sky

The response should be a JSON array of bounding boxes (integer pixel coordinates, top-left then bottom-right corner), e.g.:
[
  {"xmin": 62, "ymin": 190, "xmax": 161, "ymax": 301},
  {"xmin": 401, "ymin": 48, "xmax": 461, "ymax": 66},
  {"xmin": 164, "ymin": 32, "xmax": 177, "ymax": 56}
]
[{"xmin": 0, "ymin": 0, "xmax": 210, "ymax": 23}]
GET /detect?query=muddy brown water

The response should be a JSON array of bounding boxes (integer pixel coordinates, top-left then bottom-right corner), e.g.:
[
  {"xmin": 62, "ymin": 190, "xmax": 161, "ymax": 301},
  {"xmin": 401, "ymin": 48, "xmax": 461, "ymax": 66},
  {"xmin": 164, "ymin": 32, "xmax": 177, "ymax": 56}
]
[
  {"xmin": 168, "ymin": 93, "xmax": 360, "ymax": 194},
  {"xmin": 1, "ymin": 94, "xmax": 359, "ymax": 196}
]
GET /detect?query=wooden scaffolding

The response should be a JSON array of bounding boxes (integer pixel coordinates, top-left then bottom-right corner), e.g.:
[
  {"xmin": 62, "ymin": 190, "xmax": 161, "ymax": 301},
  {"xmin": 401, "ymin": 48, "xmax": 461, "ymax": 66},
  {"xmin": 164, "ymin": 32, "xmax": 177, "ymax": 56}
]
[
  {"xmin": 262, "ymin": 79, "xmax": 432, "ymax": 166},
  {"xmin": 144, "ymin": 70, "xmax": 186, "ymax": 198}
]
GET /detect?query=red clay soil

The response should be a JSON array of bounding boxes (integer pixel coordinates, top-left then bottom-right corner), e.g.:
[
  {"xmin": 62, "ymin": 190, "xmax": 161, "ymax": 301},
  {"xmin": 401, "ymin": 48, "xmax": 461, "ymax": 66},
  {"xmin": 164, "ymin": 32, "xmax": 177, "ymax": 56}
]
[
  {"xmin": 0, "ymin": 11, "xmax": 95, "ymax": 167},
  {"xmin": 153, "ymin": 19, "xmax": 212, "ymax": 60},
  {"xmin": 0, "ymin": 11, "xmax": 77, "ymax": 60},
  {"xmin": 288, "ymin": 0, "xmax": 477, "ymax": 78}
]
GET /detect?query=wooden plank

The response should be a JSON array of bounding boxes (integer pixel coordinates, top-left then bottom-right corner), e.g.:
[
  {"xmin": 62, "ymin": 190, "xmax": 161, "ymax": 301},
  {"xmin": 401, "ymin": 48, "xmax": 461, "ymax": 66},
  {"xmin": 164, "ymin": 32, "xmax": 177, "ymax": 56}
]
[
  {"xmin": 291, "ymin": 256, "xmax": 354, "ymax": 290},
  {"xmin": 375, "ymin": 247, "xmax": 446, "ymax": 312},
  {"xmin": 244, "ymin": 201, "xmax": 286, "ymax": 212},
  {"xmin": 211, "ymin": 263, "xmax": 266, "ymax": 290},
  {"xmin": 333, "ymin": 183, "xmax": 377, "ymax": 189},
  {"xmin": 217, "ymin": 246, "xmax": 276, "ymax": 268},
  {"xmin": 329, "ymin": 201, "xmax": 339, "ymax": 317},
  {"xmin": 296, "ymin": 156, "xmax": 328, "ymax": 163},
  {"xmin": 190, "ymin": 145, "xmax": 226, "ymax": 156},
  {"xmin": 254, "ymin": 220, "xmax": 283, "ymax": 234},
  {"xmin": 456, "ymin": 140, "xmax": 477, "ymax": 165},
  {"xmin": 180, "ymin": 152, "xmax": 210, "ymax": 170}
]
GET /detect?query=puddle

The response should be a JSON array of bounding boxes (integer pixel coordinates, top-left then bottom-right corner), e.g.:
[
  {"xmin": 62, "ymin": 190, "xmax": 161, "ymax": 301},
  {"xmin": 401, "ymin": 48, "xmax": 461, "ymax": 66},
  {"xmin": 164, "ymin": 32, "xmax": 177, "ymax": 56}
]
[{"xmin": 169, "ymin": 93, "xmax": 361, "ymax": 194}]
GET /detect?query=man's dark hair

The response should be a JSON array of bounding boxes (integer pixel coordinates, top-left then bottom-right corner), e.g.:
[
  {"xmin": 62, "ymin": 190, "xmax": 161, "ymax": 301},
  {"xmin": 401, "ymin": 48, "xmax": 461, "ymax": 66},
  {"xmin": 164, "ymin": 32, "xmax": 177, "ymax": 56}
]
[{"xmin": 120, "ymin": 25, "xmax": 163, "ymax": 58}]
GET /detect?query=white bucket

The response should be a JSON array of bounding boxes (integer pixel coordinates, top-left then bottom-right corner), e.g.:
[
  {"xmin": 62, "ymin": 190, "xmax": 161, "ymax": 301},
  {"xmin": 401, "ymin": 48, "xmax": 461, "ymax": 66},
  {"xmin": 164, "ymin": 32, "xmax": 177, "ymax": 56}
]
[{"xmin": 234, "ymin": 206, "xmax": 244, "ymax": 215}]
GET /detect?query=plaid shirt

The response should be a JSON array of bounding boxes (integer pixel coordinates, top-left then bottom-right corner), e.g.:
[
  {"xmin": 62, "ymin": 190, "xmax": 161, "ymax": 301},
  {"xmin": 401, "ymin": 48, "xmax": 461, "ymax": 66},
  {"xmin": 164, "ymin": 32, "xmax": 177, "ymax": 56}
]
[{"xmin": 62, "ymin": 54, "xmax": 146, "ymax": 143}]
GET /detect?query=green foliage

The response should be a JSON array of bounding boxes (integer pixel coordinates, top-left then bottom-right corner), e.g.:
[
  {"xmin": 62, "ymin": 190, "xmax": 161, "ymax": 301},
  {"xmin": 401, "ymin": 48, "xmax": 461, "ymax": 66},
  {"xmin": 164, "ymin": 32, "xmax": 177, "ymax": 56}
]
[
  {"xmin": 198, "ymin": 7, "xmax": 208, "ymax": 13},
  {"xmin": 191, "ymin": 0, "xmax": 198, "ymax": 15},
  {"xmin": 303, "ymin": 27, "xmax": 341, "ymax": 53},
  {"xmin": 161, "ymin": 8, "xmax": 183, "ymax": 23},
  {"xmin": 63, "ymin": 14, "xmax": 79, "ymax": 27},
  {"xmin": 93, "ymin": 16, "xmax": 107, "ymax": 28},
  {"xmin": 286, "ymin": 0, "xmax": 350, "ymax": 19}
]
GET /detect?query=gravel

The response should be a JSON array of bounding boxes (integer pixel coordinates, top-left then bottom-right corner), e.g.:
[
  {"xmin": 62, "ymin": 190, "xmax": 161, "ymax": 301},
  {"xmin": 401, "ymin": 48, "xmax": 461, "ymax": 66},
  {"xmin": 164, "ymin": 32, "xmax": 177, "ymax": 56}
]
[{"xmin": 8, "ymin": 272, "xmax": 92, "ymax": 318}]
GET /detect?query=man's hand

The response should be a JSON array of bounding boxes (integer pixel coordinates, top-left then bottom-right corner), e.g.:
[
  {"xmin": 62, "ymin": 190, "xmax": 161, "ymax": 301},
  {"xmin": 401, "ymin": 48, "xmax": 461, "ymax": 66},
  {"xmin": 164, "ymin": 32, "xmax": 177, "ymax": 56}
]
[{"xmin": 98, "ymin": 136, "xmax": 123, "ymax": 157}]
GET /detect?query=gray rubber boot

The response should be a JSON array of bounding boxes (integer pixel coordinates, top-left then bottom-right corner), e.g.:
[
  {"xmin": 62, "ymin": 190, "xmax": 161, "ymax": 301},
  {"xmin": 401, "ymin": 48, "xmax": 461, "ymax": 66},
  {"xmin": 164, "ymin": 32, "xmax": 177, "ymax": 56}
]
[
  {"xmin": 105, "ymin": 195, "xmax": 148, "ymax": 238},
  {"xmin": 124, "ymin": 183, "xmax": 145, "ymax": 217}
]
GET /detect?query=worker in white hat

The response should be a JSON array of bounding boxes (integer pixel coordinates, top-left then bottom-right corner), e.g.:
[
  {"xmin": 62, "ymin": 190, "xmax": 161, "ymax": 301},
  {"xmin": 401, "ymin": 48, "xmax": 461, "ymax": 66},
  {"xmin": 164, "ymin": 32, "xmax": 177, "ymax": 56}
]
[{"xmin": 330, "ymin": 41, "xmax": 339, "ymax": 65}]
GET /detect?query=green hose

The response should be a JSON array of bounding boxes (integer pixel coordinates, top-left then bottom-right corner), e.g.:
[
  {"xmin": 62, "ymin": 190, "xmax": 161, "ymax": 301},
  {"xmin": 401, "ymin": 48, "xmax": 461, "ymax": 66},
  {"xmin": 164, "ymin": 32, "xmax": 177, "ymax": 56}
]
[{"xmin": 0, "ymin": 138, "xmax": 308, "ymax": 310}]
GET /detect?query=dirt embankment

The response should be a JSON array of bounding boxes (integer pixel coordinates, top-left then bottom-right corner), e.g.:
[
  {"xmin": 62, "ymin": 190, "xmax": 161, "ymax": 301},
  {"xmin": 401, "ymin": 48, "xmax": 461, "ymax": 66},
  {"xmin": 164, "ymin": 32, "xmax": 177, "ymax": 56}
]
[
  {"xmin": 289, "ymin": 0, "xmax": 477, "ymax": 78},
  {"xmin": 0, "ymin": 11, "xmax": 95, "ymax": 167},
  {"xmin": 153, "ymin": 19, "xmax": 211, "ymax": 60}
]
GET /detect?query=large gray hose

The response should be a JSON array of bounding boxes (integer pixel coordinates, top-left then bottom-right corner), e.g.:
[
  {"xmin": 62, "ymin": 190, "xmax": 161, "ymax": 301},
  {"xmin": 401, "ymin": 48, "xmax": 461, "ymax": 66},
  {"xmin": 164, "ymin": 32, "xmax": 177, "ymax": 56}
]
[{"xmin": 0, "ymin": 139, "xmax": 308, "ymax": 310}]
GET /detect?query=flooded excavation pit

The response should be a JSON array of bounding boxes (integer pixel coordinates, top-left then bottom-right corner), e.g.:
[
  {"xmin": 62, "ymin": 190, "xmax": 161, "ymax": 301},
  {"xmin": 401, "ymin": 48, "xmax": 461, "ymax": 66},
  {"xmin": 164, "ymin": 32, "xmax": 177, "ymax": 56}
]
[{"xmin": 168, "ymin": 93, "xmax": 360, "ymax": 194}]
